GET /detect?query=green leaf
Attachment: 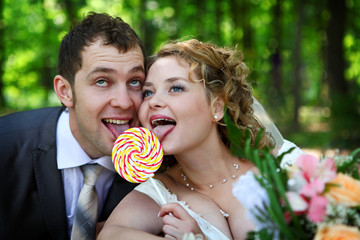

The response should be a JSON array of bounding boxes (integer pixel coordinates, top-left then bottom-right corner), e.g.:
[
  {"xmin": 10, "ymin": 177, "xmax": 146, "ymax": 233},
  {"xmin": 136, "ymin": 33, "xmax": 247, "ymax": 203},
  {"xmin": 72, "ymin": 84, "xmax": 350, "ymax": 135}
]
[
  {"xmin": 224, "ymin": 107, "xmax": 246, "ymax": 158},
  {"xmin": 337, "ymin": 147, "xmax": 360, "ymax": 179}
]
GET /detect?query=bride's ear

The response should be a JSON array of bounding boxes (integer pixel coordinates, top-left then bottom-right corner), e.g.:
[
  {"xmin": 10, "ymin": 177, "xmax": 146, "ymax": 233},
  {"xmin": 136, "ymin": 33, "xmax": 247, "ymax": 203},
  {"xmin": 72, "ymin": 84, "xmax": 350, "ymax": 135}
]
[
  {"xmin": 54, "ymin": 75, "xmax": 74, "ymax": 108},
  {"xmin": 211, "ymin": 97, "xmax": 225, "ymax": 122}
]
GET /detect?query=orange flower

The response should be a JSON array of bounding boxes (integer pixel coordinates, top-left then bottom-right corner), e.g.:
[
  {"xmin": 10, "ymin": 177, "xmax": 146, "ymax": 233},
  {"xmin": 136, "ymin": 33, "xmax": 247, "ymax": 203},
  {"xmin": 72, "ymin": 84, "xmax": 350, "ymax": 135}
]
[
  {"xmin": 326, "ymin": 173, "xmax": 360, "ymax": 207},
  {"xmin": 314, "ymin": 224, "xmax": 360, "ymax": 240}
]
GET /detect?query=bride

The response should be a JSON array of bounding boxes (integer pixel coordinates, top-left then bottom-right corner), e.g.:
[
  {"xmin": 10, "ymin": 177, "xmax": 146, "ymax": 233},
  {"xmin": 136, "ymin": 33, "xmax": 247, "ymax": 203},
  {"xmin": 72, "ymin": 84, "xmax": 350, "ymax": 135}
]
[{"xmin": 98, "ymin": 39, "xmax": 302, "ymax": 240}]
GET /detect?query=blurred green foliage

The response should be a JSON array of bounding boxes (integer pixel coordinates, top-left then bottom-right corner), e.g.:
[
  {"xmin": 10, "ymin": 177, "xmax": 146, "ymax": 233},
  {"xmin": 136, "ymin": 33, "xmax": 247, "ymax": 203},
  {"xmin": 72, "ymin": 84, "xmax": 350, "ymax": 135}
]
[{"xmin": 0, "ymin": 0, "xmax": 359, "ymax": 150}]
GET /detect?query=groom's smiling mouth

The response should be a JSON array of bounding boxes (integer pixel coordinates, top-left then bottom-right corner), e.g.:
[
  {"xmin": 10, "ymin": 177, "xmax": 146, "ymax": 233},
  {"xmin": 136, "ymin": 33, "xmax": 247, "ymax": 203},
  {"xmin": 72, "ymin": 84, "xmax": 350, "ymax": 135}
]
[
  {"xmin": 103, "ymin": 119, "xmax": 129, "ymax": 125},
  {"xmin": 102, "ymin": 118, "xmax": 132, "ymax": 139}
]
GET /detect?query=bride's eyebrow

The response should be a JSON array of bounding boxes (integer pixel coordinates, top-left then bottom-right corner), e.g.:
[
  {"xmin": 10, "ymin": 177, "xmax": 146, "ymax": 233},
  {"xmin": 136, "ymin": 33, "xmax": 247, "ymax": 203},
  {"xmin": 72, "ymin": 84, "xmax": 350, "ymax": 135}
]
[
  {"xmin": 165, "ymin": 77, "xmax": 187, "ymax": 83},
  {"xmin": 143, "ymin": 77, "xmax": 187, "ymax": 87},
  {"xmin": 143, "ymin": 82, "xmax": 153, "ymax": 87}
]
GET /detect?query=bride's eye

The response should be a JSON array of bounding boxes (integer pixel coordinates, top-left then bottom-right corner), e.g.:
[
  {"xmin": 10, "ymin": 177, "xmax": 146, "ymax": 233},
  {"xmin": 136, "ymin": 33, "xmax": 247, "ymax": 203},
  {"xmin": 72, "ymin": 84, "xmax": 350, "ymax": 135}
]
[
  {"xmin": 170, "ymin": 85, "xmax": 185, "ymax": 93},
  {"xmin": 142, "ymin": 89, "xmax": 153, "ymax": 99}
]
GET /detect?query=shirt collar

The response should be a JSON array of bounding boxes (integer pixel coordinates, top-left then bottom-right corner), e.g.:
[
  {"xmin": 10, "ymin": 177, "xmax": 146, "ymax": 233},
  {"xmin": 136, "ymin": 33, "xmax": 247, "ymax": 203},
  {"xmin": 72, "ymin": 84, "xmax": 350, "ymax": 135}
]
[{"xmin": 56, "ymin": 110, "xmax": 115, "ymax": 172}]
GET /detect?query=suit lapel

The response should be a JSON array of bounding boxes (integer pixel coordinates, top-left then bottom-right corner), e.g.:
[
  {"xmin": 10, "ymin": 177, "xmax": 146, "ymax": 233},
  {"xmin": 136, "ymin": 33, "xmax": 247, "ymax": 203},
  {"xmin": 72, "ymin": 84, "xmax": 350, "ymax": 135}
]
[
  {"xmin": 99, "ymin": 175, "xmax": 136, "ymax": 221},
  {"xmin": 31, "ymin": 107, "xmax": 135, "ymax": 234},
  {"xmin": 33, "ymin": 107, "xmax": 69, "ymax": 240}
]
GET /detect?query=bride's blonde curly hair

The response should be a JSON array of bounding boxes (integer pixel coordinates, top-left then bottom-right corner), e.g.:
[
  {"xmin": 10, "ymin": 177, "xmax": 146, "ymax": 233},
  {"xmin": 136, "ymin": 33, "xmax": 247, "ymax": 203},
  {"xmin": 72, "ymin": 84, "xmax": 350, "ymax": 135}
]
[{"xmin": 147, "ymin": 39, "xmax": 274, "ymax": 149}]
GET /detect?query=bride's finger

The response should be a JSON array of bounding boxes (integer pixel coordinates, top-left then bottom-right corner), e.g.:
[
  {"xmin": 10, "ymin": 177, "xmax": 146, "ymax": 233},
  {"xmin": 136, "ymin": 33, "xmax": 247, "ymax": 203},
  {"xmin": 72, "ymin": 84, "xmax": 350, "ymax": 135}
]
[
  {"xmin": 164, "ymin": 233, "xmax": 176, "ymax": 240},
  {"xmin": 162, "ymin": 214, "xmax": 182, "ymax": 230},
  {"xmin": 159, "ymin": 203, "xmax": 190, "ymax": 220},
  {"xmin": 163, "ymin": 224, "xmax": 184, "ymax": 240}
]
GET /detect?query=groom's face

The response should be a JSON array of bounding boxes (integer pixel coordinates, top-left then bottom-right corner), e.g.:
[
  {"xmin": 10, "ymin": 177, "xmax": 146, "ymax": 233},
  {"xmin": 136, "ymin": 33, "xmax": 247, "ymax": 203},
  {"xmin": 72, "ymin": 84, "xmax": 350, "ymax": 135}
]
[{"xmin": 68, "ymin": 40, "xmax": 145, "ymax": 158}]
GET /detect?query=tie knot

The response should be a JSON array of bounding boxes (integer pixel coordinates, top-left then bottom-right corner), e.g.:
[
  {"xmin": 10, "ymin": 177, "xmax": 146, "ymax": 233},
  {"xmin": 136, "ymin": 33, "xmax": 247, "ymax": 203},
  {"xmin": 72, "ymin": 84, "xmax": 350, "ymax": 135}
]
[{"xmin": 80, "ymin": 164, "xmax": 103, "ymax": 186}]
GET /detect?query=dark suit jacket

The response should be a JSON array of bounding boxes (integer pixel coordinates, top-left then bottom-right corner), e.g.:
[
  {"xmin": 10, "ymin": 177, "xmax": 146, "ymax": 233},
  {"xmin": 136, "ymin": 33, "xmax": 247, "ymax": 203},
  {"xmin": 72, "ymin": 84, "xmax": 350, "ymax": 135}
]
[{"xmin": 0, "ymin": 107, "xmax": 135, "ymax": 240}]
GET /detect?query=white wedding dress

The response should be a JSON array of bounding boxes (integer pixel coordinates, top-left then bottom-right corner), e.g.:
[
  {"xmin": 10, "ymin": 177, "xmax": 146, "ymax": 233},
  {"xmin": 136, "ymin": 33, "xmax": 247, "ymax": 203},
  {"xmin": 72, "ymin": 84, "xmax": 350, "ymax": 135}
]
[
  {"xmin": 135, "ymin": 98, "xmax": 303, "ymax": 240},
  {"xmin": 134, "ymin": 140, "xmax": 303, "ymax": 240},
  {"xmin": 135, "ymin": 178, "xmax": 231, "ymax": 240}
]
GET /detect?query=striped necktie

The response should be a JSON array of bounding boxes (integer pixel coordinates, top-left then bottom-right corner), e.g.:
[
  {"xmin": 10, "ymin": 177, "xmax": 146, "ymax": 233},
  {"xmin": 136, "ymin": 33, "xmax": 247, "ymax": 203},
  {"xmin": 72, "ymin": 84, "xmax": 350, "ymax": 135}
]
[{"xmin": 71, "ymin": 164, "xmax": 103, "ymax": 240}]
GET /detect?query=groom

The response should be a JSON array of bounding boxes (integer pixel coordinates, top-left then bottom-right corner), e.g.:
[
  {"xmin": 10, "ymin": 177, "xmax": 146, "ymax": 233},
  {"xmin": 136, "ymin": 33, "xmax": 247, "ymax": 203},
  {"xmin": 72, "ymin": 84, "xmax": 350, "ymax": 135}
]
[{"xmin": 0, "ymin": 12, "xmax": 145, "ymax": 240}]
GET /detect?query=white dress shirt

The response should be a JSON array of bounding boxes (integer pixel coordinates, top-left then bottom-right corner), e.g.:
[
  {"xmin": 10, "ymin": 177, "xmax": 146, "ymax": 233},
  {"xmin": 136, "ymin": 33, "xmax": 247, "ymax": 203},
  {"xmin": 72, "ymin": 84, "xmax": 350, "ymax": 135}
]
[{"xmin": 56, "ymin": 110, "xmax": 116, "ymax": 237}]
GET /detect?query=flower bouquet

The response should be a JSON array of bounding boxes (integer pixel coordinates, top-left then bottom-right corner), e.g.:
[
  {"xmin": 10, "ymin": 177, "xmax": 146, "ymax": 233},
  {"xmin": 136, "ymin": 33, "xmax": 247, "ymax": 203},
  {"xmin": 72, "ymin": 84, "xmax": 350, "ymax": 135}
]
[{"xmin": 225, "ymin": 113, "xmax": 360, "ymax": 239}]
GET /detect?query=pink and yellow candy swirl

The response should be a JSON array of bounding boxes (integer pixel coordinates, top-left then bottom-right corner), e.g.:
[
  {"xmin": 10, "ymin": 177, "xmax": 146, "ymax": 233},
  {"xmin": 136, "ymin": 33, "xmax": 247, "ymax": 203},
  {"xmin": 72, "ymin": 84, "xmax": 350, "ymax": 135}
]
[{"xmin": 112, "ymin": 127, "xmax": 163, "ymax": 183}]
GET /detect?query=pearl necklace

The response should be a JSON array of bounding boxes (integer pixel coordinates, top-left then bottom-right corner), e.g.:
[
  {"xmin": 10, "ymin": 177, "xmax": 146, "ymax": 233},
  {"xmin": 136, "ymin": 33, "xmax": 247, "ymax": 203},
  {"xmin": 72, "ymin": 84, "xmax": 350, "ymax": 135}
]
[
  {"xmin": 178, "ymin": 163, "xmax": 239, "ymax": 219},
  {"xmin": 179, "ymin": 163, "xmax": 239, "ymax": 190}
]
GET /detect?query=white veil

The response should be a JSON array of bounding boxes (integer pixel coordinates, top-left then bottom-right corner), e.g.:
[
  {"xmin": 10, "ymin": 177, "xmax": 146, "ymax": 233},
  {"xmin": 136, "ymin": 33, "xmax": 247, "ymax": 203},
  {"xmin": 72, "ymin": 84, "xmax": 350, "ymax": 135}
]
[
  {"xmin": 251, "ymin": 96, "xmax": 284, "ymax": 148},
  {"xmin": 251, "ymin": 96, "xmax": 304, "ymax": 167}
]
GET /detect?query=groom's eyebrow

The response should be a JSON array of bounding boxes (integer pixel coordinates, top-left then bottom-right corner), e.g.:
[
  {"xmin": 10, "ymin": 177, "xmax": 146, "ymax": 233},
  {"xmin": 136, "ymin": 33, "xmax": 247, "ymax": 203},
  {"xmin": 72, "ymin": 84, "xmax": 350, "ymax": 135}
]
[{"xmin": 129, "ymin": 65, "xmax": 145, "ymax": 74}]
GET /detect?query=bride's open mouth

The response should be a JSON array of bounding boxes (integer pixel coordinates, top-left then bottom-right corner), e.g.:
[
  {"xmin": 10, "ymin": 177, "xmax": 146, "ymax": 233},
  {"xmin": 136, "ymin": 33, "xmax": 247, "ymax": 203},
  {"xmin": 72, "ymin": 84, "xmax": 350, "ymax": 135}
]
[{"xmin": 150, "ymin": 117, "xmax": 176, "ymax": 141}]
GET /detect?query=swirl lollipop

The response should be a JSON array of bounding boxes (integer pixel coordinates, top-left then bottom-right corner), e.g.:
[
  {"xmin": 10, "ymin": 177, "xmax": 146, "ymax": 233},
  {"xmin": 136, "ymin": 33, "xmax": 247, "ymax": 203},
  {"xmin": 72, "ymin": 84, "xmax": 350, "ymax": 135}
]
[{"xmin": 112, "ymin": 127, "xmax": 163, "ymax": 183}]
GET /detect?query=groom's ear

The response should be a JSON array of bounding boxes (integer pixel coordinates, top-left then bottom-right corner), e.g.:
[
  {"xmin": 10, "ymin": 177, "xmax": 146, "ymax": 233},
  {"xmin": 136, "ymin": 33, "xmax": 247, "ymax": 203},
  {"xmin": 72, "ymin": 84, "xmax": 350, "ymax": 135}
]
[{"xmin": 54, "ymin": 75, "xmax": 74, "ymax": 108}]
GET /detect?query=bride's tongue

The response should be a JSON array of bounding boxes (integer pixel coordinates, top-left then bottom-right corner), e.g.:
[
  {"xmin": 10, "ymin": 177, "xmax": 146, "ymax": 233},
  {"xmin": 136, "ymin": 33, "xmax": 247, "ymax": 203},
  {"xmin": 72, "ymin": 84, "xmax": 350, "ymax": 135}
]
[{"xmin": 153, "ymin": 125, "xmax": 175, "ymax": 142}]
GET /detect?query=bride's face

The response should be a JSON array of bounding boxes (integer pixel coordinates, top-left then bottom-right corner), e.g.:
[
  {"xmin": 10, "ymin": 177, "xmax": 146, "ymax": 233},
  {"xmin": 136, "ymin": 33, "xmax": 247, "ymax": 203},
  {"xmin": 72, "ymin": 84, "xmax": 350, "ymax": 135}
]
[{"xmin": 139, "ymin": 56, "xmax": 217, "ymax": 155}]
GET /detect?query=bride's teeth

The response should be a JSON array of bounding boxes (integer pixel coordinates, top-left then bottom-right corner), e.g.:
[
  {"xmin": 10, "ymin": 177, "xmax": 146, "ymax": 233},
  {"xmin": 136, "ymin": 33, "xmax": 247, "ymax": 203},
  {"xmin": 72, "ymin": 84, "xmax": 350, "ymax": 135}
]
[{"xmin": 151, "ymin": 118, "xmax": 175, "ymax": 127}]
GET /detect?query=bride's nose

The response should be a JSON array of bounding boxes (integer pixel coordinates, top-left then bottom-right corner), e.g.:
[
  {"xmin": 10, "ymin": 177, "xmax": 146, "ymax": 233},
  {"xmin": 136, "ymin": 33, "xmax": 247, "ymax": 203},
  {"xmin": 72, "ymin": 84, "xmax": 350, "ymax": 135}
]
[{"xmin": 148, "ymin": 92, "xmax": 166, "ymax": 109}]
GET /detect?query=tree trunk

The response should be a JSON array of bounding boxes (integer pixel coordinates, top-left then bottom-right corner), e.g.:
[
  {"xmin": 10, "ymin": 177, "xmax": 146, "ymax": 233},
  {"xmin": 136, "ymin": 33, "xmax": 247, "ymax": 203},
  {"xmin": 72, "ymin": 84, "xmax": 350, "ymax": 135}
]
[
  {"xmin": 229, "ymin": 0, "xmax": 252, "ymax": 49},
  {"xmin": 196, "ymin": 0, "xmax": 205, "ymax": 40},
  {"xmin": 326, "ymin": 0, "xmax": 347, "ymax": 96},
  {"xmin": 240, "ymin": 1, "xmax": 252, "ymax": 50},
  {"xmin": 0, "ymin": 0, "xmax": 5, "ymax": 107},
  {"xmin": 40, "ymin": 7, "xmax": 54, "ymax": 105},
  {"xmin": 61, "ymin": 0, "xmax": 77, "ymax": 26},
  {"xmin": 292, "ymin": 0, "xmax": 305, "ymax": 131},
  {"xmin": 325, "ymin": 0, "xmax": 359, "ymax": 147},
  {"xmin": 171, "ymin": 0, "xmax": 180, "ymax": 40},
  {"xmin": 58, "ymin": 0, "xmax": 86, "ymax": 26},
  {"xmin": 138, "ymin": 0, "xmax": 147, "ymax": 53},
  {"xmin": 270, "ymin": 0, "xmax": 283, "ymax": 102},
  {"xmin": 138, "ymin": 0, "xmax": 156, "ymax": 56},
  {"xmin": 229, "ymin": 0, "xmax": 241, "ymax": 45},
  {"xmin": 214, "ymin": 0, "xmax": 222, "ymax": 44}
]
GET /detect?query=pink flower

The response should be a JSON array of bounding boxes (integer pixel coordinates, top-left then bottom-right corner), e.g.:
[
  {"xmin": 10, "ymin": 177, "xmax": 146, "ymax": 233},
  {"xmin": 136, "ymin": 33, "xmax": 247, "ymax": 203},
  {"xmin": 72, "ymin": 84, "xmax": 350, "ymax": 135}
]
[
  {"xmin": 288, "ymin": 154, "xmax": 337, "ymax": 223},
  {"xmin": 296, "ymin": 155, "xmax": 337, "ymax": 184},
  {"xmin": 296, "ymin": 154, "xmax": 319, "ymax": 181},
  {"xmin": 295, "ymin": 155, "xmax": 337, "ymax": 197},
  {"xmin": 315, "ymin": 157, "xmax": 337, "ymax": 182},
  {"xmin": 300, "ymin": 178, "xmax": 325, "ymax": 197},
  {"xmin": 307, "ymin": 195, "xmax": 328, "ymax": 222}
]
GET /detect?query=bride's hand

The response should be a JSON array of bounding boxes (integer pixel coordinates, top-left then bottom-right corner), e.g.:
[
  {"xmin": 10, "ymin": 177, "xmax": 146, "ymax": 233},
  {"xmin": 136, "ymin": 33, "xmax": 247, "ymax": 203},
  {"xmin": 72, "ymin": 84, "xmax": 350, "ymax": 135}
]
[{"xmin": 158, "ymin": 203, "xmax": 205, "ymax": 240}]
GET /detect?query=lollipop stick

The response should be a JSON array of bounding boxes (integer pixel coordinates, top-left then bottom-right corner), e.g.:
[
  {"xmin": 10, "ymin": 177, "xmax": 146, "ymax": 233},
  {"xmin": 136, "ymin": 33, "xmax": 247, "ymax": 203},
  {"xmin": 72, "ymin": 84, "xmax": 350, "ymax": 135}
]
[{"xmin": 149, "ymin": 177, "xmax": 167, "ymax": 206}]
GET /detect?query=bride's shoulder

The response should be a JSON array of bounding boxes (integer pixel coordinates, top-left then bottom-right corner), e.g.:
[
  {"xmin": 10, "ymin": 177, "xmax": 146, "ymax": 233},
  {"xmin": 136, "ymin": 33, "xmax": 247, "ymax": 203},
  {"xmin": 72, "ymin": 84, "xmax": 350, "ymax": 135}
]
[
  {"xmin": 238, "ymin": 158, "xmax": 259, "ymax": 175},
  {"xmin": 154, "ymin": 166, "xmax": 179, "ymax": 188}
]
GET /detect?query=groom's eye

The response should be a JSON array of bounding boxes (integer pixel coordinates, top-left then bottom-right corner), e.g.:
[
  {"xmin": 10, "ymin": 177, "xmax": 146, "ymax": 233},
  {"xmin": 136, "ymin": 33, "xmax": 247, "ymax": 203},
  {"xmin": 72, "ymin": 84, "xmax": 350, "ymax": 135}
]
[
  {"xmin": 129, "ymin": 79, "xmax": 143, "ymax": 90},
  {"xmin": 96, "ymin": 79, "xmax": 108, "ymax": 87}
]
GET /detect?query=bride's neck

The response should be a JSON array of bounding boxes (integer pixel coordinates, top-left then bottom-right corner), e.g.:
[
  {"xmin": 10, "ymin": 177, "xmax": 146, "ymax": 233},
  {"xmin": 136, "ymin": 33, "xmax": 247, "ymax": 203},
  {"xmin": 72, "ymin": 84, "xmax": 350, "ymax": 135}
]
[{"xmin": 175, "ymin": 147, "xmax": 239, "ymax": 190}]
